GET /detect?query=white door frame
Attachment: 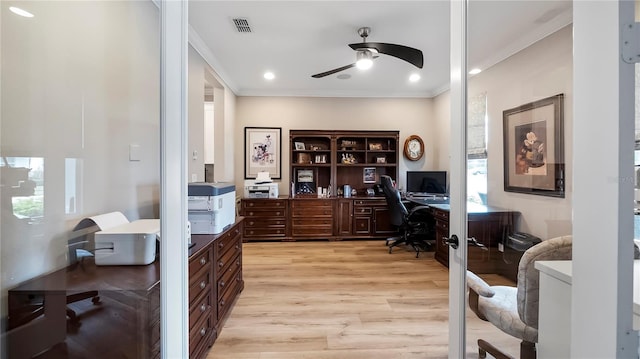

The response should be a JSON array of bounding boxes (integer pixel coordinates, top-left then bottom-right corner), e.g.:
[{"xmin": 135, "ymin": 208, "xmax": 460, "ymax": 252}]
[
  {"xmin": 160, "ymin": 0, "xmax": 189, "ymax": 358},
  {"xmin": 448, "ymin": 0, "xmax": 468, "ymax": 357},
  {"xmin": 572, "ymin": 1, "xmax": 637, "ymax": 357}
]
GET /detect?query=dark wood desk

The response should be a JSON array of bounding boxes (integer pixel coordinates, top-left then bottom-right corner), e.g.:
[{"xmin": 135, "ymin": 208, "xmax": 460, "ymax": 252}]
[
  {"xmin": 7, "ymin": 219, "xmax": 244, "ymax": 359},
  {"xmin": 406, "ymin": 198, "xmax": 520, "ymax": 277}
]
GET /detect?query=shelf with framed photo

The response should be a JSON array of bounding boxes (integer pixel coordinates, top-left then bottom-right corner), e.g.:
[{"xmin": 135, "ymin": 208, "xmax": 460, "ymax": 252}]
[{"xmin": 290, "ymin": 130, "xmax": 399, "ymax": 197}]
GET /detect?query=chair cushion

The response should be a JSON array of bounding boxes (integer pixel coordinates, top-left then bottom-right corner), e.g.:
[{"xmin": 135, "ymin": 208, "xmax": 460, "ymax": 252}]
[{"xmin": 478, "ymin": 285, "xmax": 538, "ymax": 343}]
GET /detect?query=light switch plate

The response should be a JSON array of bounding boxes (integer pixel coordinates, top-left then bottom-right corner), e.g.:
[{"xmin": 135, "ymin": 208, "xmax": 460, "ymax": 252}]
[{"xmin": 129, "ymin": 144, "xmax": 141, "ymax": 161}]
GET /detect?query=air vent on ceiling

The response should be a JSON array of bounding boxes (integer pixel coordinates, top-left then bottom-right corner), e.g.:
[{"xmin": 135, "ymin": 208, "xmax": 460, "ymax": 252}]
[{"xmin": 232, "ymin": 18, "xmax": 252, "ymax": 33}]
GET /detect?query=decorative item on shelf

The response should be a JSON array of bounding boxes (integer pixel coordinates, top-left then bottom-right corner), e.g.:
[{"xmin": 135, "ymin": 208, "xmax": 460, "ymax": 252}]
[
  {"xmin": 369, "ymin": 143, "xmax": 383, "ymax": 150},
  {"xmin": 311, "ymin": 145, "xmax": 322, "ymax": 151},
  {"xmin": 296, "ymin": 183, "xmax": 315, "ymax": 194},
  {"xmin": 363, "ymin": 167, "xmax": 376, "ymax": 183},
  {"xmin": 315, "ymin": 154, "xmax": 327, "ymax": 164},
  {"xmin": 294, "ymin": 142, "xmax": 306, "ymax": 150},
  {"xmin": 340, "ymin": 139, "xmax": 357, "ymax": 150},
  {"xmin": 297, "ymin": 152, "xmax": 312, "ymax": 164},
  {"xmin": 376, "ymin": 156, "xmax": 386, "ymax": 164},
  {"xmin": 341, "ymin": 153, "xmax": 357, "ymax": 164},
  {"xmin": 366, "ymin": 188, "xmax": 375, "ymax": 196},
  {"xmin": 403, "ymin": 134, "xmax": 424, "ymax": 161}
]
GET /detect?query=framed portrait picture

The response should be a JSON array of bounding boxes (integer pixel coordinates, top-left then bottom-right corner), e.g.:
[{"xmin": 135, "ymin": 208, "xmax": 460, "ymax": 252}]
[
  {"xmin": 503, "ymin": 94, "xmax": 564, "ymax": 197},
  {"xmin": 368, "ymin": 142, "xmax": 383, "ymax": 151},
  {"xmin": 245, "ymin": 127, "xmax": 282, "ymax": 179},
  {"xmin": 294, "ymin": 142, "xmax": 305, "ymax": 150},
  {"xmin": 363, "ymin": 167, "xmax": 377, "ymax": 184}
]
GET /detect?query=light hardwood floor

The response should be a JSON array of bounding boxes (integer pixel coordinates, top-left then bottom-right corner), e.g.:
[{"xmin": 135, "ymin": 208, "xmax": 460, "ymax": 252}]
[{"xmin": 206, "ymin": 240, "xmax": 519, "ymax": 359}]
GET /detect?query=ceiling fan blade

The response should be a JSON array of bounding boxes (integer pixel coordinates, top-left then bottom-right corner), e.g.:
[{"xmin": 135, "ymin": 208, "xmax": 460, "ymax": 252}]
[
  {"xmin": 311, "ymin": 63, "xmax": 356, "ymax": 78},
  {"xmin": 311, "ymin": 56, "xmax": 380, "ymax": 78},
  {"xmin": 349, "ymin": 42, "xmax": 424, "ymax": 68}
]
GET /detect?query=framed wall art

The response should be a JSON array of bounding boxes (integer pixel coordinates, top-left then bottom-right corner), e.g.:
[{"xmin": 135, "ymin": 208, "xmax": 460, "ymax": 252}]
[
  {"xmin": 245, "ymin": 127, "xmax": 282, "ymax": 179},
  {"xmin": 503, "ymin": 94, "xmax": 565, "ymax": 197},
  {"xmin": 363, "ymin": 167, "xmax": 377, "ymax": 184}
]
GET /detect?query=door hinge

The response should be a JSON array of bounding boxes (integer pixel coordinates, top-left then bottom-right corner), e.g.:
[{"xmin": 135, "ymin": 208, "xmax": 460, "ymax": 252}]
[{"xmin": 622, "ymin": 22, "xmax": 640, "ymax": 64}]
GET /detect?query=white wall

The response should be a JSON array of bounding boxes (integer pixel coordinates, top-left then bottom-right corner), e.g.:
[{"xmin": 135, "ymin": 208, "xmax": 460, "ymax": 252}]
[
  {"xmin": 188, "ymin": 45, "xmax": 206, "ymax": 182},
  {"xmin": 1, "ymin": 1, "xmax": 160, "ymax": 292},
  {"xmin": 435, "ymin": 25, "xmax": 573, "ymax": 239},
  {"xmin": 234, "ymin": 97, "xmax": 437, "ymax": 194}
]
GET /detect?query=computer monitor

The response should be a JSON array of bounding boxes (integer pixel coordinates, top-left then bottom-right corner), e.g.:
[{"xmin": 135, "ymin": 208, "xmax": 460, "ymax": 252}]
[{"xmin": 406, "ymin": 171, "xmax": 447, "ymax": 194}]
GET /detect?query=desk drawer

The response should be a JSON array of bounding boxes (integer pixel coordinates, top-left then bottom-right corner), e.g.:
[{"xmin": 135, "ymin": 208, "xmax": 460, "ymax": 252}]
[
  {"xmin": 189, "ymin": 269, "xmax": 211, "ymax": 306},
  {"xmin": 189, "ymin": 247, "xmax": 212, "ymax": 278},
  {"xmin": 435, "ymin": 220, "xmax": 449, "ymax": 231},
  {"xmin": 189, "ymin": 291, "xmax": 213, "ymax": 330},
  {"xmin": 217, "ymin": 242, "xmax": 239, "ymax": 274},
  {"xmin": 244, "ymin": 227, "xmax": 287, "ymax": 237},
  {"xmin": 218, "ymin": 254, "xmax": 241, "ymax": 297},
  {"xmin": 216, "ymin": 229, "xmax": 240, "ymax": 260},
  {"xmin": 354, "ymin": 199, "xmax": 386, "ymax": 206},
  {"xmin": 244, "ymin": 218, "xmax": 287, "ymax": 228},
  {"xmin": 353, "ymin": 206, "xmax": 372, "ymax": 215},
  {"xmin": 242, "ymin": 199, "xmax": 287, "ymax": 210},
  {"xmin": 189, "ymin": 308, "xmax": 214, "ymax": 357},
  {"xmin": 432, "ymin": 208, "xmax": 449, "ymax": 221},
  {"xmin": 243, "ymin": 209, "xmax": 287, "ymax": 217},
  {"xmin": 218, "ymin": 270, "xmax": 242, "ymax": 321}
]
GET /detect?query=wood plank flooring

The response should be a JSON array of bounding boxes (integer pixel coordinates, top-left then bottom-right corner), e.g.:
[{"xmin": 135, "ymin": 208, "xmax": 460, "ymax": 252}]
[{"xmin": 206, "ymin": 240, "xmax": 519, "ymax": 359}]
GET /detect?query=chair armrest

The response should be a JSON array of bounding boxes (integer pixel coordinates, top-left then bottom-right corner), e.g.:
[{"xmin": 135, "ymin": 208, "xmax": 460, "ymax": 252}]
[
  {"xmin": 407, "ymin": 205, "xmax": 431, "ymax": 218},
  {"xmin": 466, "ymin": 270, "xmax": 494, "ymax": 298},
  {"xmin": 467, "ymin": 271, "xmax": 493, "ymax": 321}
]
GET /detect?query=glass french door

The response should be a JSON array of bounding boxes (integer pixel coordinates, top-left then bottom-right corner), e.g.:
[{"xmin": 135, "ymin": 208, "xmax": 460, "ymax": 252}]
[
  {"xmin": 1, "ymin": 2, "xmax": 189, "ymax": 358},
  {"xmin": 449, "ymin": 0, "xmax": 573, "ymax": 358},
  {"xmin": 450, "ymin": 1, "xmax": 637, "ymax": 358}
]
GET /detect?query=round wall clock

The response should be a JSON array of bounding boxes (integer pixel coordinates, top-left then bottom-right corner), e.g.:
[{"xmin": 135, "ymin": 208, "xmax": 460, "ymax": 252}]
[{"xmin": 403, "ymin": 135, "xmax": 424, "ymax": 161}]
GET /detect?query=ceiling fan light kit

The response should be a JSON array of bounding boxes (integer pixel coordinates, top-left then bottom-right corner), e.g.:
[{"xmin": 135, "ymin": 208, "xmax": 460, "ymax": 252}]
[
  {"xmin": 311, "ymin": 26, "xmax": 424, "ymax": 79},
  {"xmin": 355, "ymin": 50, "xmax": 373, "ymax": 70}
]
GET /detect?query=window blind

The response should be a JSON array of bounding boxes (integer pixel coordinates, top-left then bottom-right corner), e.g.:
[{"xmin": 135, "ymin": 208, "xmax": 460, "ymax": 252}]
[{"xmin": 468, "ymin": 92, "xmax": 487, "ymax": 159}]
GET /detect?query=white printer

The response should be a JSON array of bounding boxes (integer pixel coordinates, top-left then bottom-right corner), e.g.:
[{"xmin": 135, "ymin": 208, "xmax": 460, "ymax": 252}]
[
  {"xmin": 94, "ymin": 219, "xmax": 160, "ymax": 266},
  {"xmin": 243, "ymin": 171, "xmax": 279, "ymax": 198},
  {"xmin": 244, "ymin": 180, "xmax": 279, "ymax": 198},
  {"xmin": 188, "ymin": 182, "xmax": 236, "ymax": 234}
]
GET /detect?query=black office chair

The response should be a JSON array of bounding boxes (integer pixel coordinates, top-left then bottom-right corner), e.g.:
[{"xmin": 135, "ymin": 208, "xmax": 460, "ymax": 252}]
[{"xmin": 380, "ymin": 175, "xmax": 432, "ymax": 258}]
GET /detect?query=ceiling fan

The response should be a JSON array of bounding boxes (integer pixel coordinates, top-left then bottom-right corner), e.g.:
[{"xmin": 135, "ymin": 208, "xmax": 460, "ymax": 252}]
[{"xmin": 311, "ymin": 27, "xmax": 424, "ymax": 79}]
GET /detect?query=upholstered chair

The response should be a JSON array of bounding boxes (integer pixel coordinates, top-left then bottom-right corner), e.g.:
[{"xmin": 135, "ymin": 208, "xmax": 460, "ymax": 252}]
[{"xmin": 466, "ymin": 235, "xmax": 573, "ymax": 359}]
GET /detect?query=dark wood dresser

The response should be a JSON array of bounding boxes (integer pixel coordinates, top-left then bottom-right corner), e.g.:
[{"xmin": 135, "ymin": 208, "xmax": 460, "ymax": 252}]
[{"xmin": 7, "ymin": 219, "xmax": 244, "ymax": 359}]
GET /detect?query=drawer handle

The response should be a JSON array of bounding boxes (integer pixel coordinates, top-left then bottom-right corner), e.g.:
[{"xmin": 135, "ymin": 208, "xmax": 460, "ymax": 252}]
[
  {"xmin": 219, "ymin": 261, "xmax": 224, "ymax": 267},
  {"xmin": 249, "ymin": 221, "xmax": 255, "ymax": 225},
  {"xmin": 248, "ymin": 212, "xmax": 255, "ymax": 216},
  {"xmin": 219, "ymin": 242, "xmax": 224, "ymax": 248},
  {"xmin": 249, "ymin": 230, "xmax": 254, "ymax": 235},
  {"xmin": 248, "ymin": 203, "xmax": 255, "ymax": 207},
  {"xmin": 220, "ymin": 280, "xmax": 225, "ymax": 288},
  {"xmin": 220, "ymin": 299, "xmax": 225, "ymax": 306},
  {"xmin": 200, "ymin": 281, "xmax": 206, "ymax": 289},
  {"xmin": 200, "ymin": 328, "xmax": 206, "ymax": 336},
  {"xmin": 235, "ymin": 244, "xmax": 240, "ymax": 250},
  {"xmin": 200, "ymin": 257, "xmax": 207, "ymax": 266},
  {"xmin": 200, "ymin": 303, "xmax": 206, "ymax": 312}
]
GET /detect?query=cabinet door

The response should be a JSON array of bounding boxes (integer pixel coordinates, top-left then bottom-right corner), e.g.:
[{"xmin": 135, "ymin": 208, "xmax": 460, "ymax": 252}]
[
  {"xmin": 373, "ymin": 207, "xmax": 395, "ymax": 234},
  {"xmin": 335, "ymin": 199, "xmax": 353, "ymax": 236}
]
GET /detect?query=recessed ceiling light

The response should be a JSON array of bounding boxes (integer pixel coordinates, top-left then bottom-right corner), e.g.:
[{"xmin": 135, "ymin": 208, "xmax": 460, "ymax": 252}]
[
  {"xmin": 9, "ymin": 6, "xmax": 34, "ymax": 18},
  {"xmin": 263, "ymin": 72, "xmax": 275, "ymax": 80},
  {"xmin": 409, "ymin": 74, "xmax": 421, "ymax": 82},
  {"xmin": 469, "ymin": 68, "xmax": 482, "ymax": 75}
]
